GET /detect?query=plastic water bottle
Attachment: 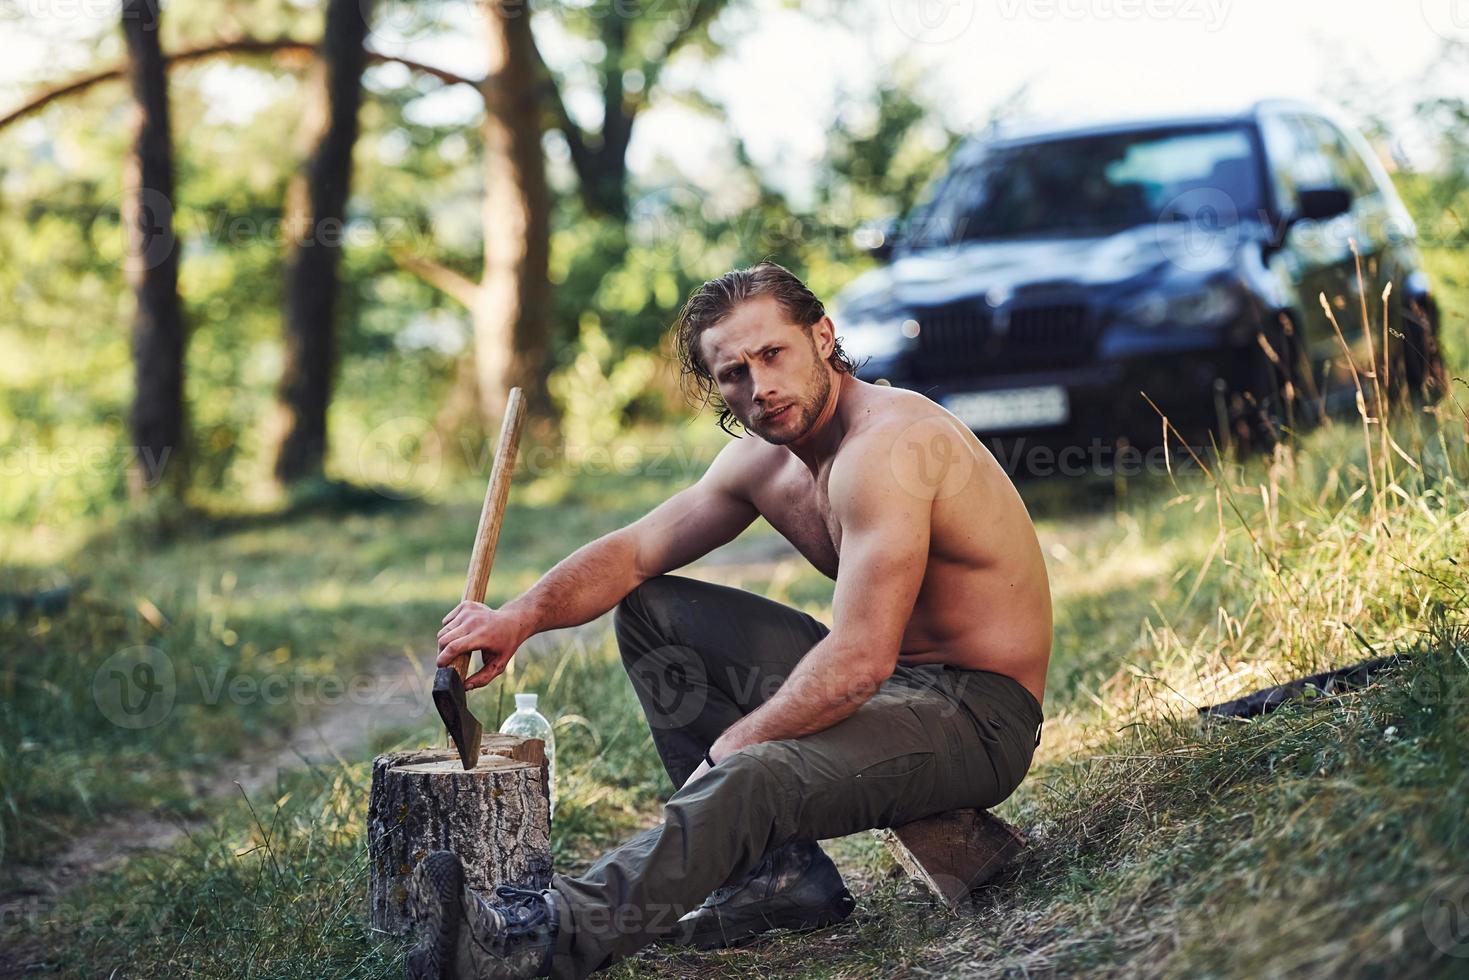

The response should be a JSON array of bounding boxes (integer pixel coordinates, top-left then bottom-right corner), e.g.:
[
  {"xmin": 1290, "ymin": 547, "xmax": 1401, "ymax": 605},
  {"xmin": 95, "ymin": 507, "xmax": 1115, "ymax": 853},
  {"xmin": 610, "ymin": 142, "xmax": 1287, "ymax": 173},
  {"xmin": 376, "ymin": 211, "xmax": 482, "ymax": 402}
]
[{"xmin": 498, "ymin": 692, "xmax": 556, "ymax": 818}]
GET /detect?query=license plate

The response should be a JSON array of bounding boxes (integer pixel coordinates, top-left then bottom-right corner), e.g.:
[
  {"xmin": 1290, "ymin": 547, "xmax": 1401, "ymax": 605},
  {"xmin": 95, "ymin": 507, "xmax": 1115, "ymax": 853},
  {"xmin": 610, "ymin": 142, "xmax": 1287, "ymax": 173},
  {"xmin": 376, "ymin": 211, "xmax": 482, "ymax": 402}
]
[{"xmin": 942, "ymin": 385, "xmax": 1069, "ymax": 431}]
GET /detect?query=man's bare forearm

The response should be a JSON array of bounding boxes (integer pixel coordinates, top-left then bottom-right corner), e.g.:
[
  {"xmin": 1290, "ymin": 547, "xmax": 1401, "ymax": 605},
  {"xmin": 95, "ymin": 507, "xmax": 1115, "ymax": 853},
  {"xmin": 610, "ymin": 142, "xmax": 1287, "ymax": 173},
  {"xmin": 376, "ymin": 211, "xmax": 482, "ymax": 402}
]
[
  {"xmin": 709, "ymin": 636, "xmax": 888, "ymax": 759},
  {"xmin": 501, "ymin": 530, "xmax": 642, "ymax": 642}
]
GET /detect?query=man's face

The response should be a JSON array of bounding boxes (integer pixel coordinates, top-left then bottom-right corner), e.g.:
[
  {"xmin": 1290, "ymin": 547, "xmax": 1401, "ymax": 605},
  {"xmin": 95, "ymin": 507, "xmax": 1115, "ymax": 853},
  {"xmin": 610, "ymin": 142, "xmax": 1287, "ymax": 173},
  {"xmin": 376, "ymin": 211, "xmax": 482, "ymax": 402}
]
[{"xmin": 699, "ymin": 295, "xmax": 835, "ymax": 445}]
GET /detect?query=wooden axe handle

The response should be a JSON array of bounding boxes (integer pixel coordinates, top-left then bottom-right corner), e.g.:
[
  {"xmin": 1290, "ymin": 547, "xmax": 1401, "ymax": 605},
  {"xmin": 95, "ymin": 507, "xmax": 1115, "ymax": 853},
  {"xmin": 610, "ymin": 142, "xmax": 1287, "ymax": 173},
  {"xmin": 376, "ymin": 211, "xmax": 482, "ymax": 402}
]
[{"xmin": 446, "ymin": 386, "xmax": 526, "ymax": 682}]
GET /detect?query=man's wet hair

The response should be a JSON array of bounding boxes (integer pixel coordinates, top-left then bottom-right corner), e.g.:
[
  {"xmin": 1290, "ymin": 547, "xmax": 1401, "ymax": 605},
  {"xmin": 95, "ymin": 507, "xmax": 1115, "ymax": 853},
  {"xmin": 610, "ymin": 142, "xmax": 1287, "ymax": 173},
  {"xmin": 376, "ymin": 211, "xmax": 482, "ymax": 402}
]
[{"xmin": 672, "ymin": 260, "xmax": 860, "ymax": 435}]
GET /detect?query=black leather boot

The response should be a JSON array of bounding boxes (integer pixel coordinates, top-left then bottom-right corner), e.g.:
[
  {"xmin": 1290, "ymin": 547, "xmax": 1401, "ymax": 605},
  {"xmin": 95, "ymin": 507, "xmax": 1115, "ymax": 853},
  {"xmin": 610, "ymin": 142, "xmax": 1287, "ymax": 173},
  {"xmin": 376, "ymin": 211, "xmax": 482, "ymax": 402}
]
[{"xmin": 671, "ymin": 840, "xmax": 856, "ymax": 950}]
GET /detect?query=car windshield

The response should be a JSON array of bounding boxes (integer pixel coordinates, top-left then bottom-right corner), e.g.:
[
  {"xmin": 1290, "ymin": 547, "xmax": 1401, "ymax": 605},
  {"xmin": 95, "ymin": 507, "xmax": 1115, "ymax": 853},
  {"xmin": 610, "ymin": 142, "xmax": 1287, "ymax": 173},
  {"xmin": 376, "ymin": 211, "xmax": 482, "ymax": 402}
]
[{"xmin": 907, "ymin": 125, "xmax": 1262, "ymax": 246}]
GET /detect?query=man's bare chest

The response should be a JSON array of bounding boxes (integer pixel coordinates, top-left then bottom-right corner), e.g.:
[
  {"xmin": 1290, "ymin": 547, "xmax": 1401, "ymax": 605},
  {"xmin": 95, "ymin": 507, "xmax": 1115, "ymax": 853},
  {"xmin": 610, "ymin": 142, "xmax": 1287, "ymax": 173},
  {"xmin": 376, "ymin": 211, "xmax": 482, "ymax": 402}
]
[{"xmin": 750, "ymin": 469, "xmax": 842, "ymax": 579}]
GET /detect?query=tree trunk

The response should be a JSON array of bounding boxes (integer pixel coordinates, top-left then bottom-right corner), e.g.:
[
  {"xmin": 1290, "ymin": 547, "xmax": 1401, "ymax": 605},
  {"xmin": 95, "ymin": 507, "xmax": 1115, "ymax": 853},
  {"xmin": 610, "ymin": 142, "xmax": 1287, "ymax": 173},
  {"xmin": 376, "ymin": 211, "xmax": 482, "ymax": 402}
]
[
  {"xmin": 273, "ymin": 0, "xmax": 372, "ymax": 485},
  {"xmin": 473, "ymin": 0, "xmax": 552, "ymax": 428},
  {"xmin": 120, "ymin": 0, "xmax": 186, "ymax": 497},
  {"xmin": 367, "ymin": 736, "xmax": 552, "ymax": 936}
]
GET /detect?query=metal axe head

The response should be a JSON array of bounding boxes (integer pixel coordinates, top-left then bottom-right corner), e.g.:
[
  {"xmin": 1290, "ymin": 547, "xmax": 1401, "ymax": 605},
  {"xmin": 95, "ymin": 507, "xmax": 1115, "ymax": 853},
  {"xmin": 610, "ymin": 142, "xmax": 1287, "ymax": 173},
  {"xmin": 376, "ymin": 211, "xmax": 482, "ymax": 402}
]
[{"xmin": 433, "ymin": 666, "xmax": 482, "ymax": 770}]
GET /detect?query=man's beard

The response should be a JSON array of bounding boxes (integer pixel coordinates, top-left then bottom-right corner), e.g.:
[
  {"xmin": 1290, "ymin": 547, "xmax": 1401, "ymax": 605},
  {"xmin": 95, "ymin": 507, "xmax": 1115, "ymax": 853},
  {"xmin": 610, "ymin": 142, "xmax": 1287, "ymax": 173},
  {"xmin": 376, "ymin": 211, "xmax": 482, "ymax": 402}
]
[{"xmin": 751, "ymin": 355, "xmax": 831, "ymax": 445}]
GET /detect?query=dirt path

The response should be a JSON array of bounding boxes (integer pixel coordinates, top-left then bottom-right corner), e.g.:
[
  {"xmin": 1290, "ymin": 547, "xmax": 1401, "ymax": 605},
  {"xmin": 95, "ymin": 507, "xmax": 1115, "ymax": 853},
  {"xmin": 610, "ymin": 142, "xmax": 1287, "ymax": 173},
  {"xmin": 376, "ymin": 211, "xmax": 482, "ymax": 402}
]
[{"xmin": 0, "ymin": 536, "xmax": 806, "ymax": 969}]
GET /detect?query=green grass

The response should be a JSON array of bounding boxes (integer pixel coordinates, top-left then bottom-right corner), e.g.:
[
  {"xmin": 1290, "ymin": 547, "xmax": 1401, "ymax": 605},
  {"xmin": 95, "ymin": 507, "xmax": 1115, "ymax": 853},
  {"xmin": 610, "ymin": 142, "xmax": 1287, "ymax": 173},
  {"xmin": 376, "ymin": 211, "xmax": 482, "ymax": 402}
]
[
  {"xmin": 4, "ymin": 368, "xmax": 1468, "ymax": 976},
  {"xmin": 0, "ymin": 425, "xmax": 729, "ymax": 868}
]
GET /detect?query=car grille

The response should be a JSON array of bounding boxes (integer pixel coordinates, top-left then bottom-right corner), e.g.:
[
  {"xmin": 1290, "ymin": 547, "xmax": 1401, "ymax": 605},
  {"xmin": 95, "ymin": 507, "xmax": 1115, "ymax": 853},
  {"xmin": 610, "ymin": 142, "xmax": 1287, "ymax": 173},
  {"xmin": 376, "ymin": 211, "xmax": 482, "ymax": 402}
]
[{"xmin": 912, "ymin": 301, "xmax": 1095, "ymax": 378}]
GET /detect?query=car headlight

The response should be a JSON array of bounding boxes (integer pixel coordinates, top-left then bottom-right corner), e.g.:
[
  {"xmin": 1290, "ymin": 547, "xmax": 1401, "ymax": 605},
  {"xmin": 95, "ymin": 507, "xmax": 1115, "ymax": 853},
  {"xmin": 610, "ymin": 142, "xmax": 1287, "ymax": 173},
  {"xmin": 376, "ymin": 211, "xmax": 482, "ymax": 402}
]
[
  {"xmin": 1123, "ymin": 281, "xmax": 1243, "ymax": 330},
  {"xmin": 838, "ymin": 317, "xmax": 910, "ymax": 360}
]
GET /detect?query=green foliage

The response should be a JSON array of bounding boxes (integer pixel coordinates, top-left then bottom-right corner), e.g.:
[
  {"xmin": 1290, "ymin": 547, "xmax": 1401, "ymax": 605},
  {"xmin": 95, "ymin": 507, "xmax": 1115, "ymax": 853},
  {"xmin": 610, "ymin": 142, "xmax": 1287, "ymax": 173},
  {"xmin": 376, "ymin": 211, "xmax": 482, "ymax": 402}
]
[
  {"xmin": 549, "ymin": 315, "xmax": 664, "ymax": 446},
  {"xmin": 0, "ymin": 9, "xmax": 1291, "ymax": 540}
]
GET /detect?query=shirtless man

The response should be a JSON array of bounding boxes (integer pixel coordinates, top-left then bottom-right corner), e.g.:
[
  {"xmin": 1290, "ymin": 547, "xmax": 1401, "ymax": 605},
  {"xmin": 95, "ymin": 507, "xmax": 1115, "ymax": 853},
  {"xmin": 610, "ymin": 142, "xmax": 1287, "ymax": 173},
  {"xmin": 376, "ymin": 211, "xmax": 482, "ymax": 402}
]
[{"xmin": 406, "ymin": 261, "xmax": 1053, "ymax": 980}]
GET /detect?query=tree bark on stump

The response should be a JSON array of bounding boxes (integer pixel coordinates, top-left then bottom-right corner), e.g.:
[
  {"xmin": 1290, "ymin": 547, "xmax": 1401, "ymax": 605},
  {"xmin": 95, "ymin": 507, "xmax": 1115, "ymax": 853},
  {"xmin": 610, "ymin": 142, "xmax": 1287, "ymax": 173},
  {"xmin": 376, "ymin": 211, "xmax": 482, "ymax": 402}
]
[{"xmin": 368, "ymin": 734, "xmax": 551, "ymax": 936}]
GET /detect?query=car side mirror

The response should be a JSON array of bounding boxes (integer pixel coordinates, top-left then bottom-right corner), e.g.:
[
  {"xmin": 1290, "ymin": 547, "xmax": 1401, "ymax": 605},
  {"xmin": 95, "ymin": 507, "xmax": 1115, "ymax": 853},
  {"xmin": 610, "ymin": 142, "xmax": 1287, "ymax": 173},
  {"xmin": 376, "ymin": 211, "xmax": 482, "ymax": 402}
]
[
  {"xmin": 853, "ymin": 218, "xmax": 898, "ymax": 262},
  {"xmin": 1295, "ymin": 185, "xmax": 1353, "ymax": 223}
]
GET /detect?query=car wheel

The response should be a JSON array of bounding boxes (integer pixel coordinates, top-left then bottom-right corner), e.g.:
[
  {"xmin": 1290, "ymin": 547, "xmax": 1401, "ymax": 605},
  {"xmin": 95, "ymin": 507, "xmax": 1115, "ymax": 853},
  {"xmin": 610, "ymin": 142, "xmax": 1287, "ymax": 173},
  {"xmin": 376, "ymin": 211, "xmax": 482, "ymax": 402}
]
[
  {"xmin": 1399, "ymin": 293, "xmax": 1446, "ymax": 405},
  {"xmin": 1229, "ymin": 312, "xmax": 1317, "ymax": 454}
]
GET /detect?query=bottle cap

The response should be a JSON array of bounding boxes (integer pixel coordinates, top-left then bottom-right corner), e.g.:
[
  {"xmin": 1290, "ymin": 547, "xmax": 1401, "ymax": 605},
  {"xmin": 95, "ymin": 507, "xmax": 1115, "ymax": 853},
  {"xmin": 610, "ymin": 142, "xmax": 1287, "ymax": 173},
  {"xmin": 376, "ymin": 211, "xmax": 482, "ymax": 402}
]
[{"xmin": 515, "ymin": 692, "xmax": 538, "ymax": 711}]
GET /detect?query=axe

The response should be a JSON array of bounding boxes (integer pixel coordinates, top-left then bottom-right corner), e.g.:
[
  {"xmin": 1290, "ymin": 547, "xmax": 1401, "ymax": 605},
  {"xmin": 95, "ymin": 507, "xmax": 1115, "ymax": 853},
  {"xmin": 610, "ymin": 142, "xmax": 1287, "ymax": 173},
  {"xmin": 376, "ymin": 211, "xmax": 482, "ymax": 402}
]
[{"xmin": 434, "ymin": 386, "xmax": 526, "ymax": 770}]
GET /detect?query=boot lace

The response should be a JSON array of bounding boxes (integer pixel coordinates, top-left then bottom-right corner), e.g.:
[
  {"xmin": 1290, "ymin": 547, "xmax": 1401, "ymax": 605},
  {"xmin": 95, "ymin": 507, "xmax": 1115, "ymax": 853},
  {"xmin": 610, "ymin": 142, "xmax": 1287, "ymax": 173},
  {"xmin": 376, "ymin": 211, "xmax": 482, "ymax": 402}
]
[{"xmin": 491, "ymin": 884, "xmax": 554, "ymax": 937}]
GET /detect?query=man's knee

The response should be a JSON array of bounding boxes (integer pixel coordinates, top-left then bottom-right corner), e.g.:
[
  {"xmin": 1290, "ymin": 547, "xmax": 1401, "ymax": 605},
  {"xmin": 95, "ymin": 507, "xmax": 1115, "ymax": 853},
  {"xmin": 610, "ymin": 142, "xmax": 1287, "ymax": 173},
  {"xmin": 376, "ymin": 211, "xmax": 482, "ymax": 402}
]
[
  {"xmin": 615, "ymin": 578, "xmax": 702, "ymax": 710},
  {"xmin": 668, "ymin": 743, "xmax": 799, "ymax": 836},
  {"xmin": 614, "ymin": 575, "xmax": 688, "ymax": 662},
  {"xmin": 654, "ymin": 750, "xmax": 793, "ymax": 895}
]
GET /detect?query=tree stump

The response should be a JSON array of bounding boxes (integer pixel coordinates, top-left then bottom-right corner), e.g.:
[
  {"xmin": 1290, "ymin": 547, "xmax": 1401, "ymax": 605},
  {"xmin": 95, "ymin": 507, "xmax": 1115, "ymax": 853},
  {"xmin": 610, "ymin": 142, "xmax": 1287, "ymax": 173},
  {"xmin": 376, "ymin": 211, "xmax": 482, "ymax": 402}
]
[
  {"xmin": 368, "ymin": 734, "xmax": 552, "ymax": 935},
  {"xmin": 873, "ymin": 807, "xmax": 1028, "ymax": 908}
]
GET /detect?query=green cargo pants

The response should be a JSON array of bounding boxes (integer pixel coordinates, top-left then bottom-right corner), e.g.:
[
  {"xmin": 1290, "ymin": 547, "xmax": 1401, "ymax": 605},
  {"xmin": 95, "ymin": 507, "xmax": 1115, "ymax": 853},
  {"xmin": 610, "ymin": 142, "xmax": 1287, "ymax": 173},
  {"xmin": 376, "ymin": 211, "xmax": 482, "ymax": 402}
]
[{"xmin": 545, "ymin": 574, "xmax": 1044, "ymax": 979}]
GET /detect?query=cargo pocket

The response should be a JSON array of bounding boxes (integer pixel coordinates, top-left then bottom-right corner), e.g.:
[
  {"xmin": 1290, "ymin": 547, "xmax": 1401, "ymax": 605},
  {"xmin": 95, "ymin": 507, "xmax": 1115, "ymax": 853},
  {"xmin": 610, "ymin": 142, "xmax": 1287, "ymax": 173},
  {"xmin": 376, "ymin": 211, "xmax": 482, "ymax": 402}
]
[
  {"xmin": 850, "ymin": 701, "xmax": 936, "ymax": 781},
  {"xmin": 845, "ymin": 701, "xmax": 943, "ymax": 827},
  {"xmin": 853, "ymin": 750, "xmax": 932, "ymax": 782},
  {"xmin": 970, "ymin": 707, "xmax": 1003, "ymax": 744},
  {"xmin": 852, "ymin": 748, "xmax": 937, "ymax": 828}
]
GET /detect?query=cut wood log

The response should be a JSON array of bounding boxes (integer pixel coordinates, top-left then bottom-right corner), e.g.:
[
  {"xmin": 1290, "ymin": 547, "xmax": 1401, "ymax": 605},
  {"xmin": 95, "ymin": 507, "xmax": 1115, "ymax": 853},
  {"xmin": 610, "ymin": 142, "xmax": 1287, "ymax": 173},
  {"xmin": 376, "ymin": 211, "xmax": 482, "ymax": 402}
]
[
  {"xmin": 874, "ymin": 807, "xmax": 1028, "ymax": 908},
  {"xmin": 368, "ymin": 734, "xmax": 551, "ymax": 935}
]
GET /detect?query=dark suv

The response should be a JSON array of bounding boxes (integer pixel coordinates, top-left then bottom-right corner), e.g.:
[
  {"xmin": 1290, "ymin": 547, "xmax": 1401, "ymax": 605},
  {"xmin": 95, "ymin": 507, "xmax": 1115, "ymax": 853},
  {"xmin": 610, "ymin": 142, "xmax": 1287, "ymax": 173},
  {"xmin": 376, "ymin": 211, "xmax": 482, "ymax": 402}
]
[{"xmin": 832, "ymin": 99, "xmax": 1445, "ymax": 463}]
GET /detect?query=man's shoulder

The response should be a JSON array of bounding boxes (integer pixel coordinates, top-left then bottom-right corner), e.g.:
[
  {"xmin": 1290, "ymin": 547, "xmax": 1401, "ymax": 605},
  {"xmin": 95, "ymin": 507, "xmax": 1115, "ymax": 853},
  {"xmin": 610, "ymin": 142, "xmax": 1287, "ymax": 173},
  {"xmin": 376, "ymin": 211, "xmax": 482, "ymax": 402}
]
[
  {"xmin": 833, "ymin": 387, "xmax": 987, "ymax": 503},
  {"xmin": 703, "ymin": 430, "xmax": 788, "ymax": 494},
  {"xmin": 838, "ymin": 385, "xmax": 969, "ymax": 461}
]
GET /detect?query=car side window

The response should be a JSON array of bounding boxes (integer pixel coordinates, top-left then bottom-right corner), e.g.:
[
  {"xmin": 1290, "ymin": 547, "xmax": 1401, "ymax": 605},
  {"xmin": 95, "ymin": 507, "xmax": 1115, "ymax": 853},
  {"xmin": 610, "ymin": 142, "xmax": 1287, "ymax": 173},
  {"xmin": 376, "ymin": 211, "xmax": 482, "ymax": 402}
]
[
  {"xmin": 1285, "ymin": 116, "xmax": 1338, "ymax": 190},
  {"xmin": 1261, "ymin": 114, "xmax": 1317, "ymax": 213},
  {"xmin": 1261, "ymin": 112, "xmax": 1377, "ymax": 216}
]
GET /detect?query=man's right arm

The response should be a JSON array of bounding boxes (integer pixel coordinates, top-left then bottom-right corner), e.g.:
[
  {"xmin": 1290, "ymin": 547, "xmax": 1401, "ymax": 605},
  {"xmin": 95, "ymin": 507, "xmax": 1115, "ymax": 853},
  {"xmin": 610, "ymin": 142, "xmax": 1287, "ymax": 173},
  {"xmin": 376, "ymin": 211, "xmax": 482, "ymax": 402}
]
[{"xmin": 436, "ymin": 439, "xmax": 760, "ymax": 689}]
